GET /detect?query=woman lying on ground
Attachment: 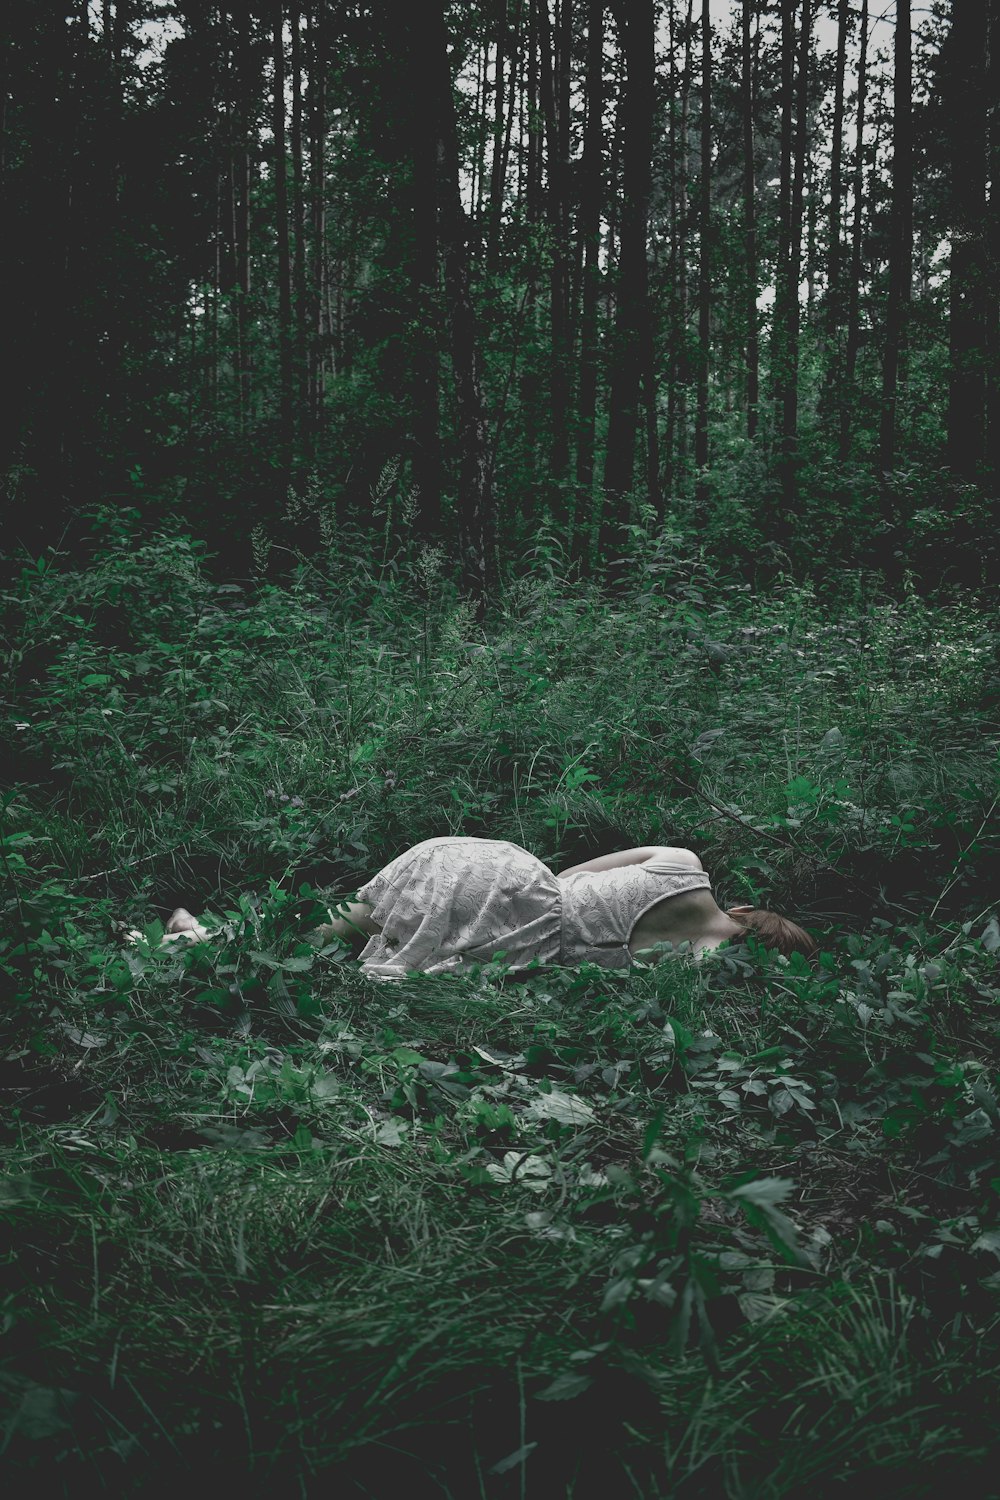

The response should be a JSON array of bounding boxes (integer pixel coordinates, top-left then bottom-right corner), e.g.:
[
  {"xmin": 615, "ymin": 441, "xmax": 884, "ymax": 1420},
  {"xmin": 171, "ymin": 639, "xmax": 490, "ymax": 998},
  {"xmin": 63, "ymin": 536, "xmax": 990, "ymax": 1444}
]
[{"xmin": 162, "ymin": 835, "xmax": 817, "ymax": 979}]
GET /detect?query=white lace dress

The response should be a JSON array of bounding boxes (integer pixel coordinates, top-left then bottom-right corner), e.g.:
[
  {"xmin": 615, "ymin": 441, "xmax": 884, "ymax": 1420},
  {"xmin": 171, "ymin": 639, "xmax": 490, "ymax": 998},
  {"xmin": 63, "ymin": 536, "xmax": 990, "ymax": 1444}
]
[{"xmin": 354, "ymin": 836, "xmax": 710, "ymax": 981}]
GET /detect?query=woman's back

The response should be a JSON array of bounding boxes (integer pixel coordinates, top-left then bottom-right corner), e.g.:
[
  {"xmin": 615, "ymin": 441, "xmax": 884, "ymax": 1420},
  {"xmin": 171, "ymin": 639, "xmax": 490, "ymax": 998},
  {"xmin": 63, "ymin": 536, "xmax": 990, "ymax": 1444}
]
[{"xmin": 556, "ymin": 854, "xmax": 712, "ymax": 967}]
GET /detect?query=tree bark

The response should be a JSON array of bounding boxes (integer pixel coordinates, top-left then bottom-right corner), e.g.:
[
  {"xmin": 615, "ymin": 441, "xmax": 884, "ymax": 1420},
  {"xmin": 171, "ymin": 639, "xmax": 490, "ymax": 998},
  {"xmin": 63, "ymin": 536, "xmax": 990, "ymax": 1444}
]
[
  {"xmin": 693, "ymin": 0, "xmax": 711, "ymax": 498},
  {"xmin": 539, "ymin": 0, "xmax": 572, "ymax": 512},
  {"xmin": 878, "ymin": 0, "xmax": 912, "ymax": 488},
  {"xmin": 431, "ymin": 2, "xmax": 497, "ymax": 610},
  {"xmin": 574, "ymin": 0, "xmax": 604, "ymax": 561},
  {"xmin": 290, "ymin": 3, "xmax": 309, "ymax": 447},
  {"xmin": 822, "ymin": 0, "xmax": 848, "ymax": 415},
  {"xmin": 770, "ymin": 0, "xmax": 795, "ymax": 497},
  {"xmin": 946, "ymin": 0, "xmax": 988, "ymax": 479},
  {"xmin": 988, "ymin": 0, "xmax": 1000, "ymax": 477},
  {"xmin": 675, "ymin": 0, "xmax": 694, "ymax": 476},
  {"xmin": 521, "ymin": 0, "xmax": 543, "ymax": 491},
  {"xmin": 778, "ymin": 0, "xmax": 811, "ymax": 507},
  {"xmin": 601, "ymin": 0, "xmax": 655, "ymax": 550},
  {"xmin": 664, "ymin": 0, "xmax": 679, "ymax": 493},
  {"xmin": 273, "ymin": 1, "xmax": 294, "ymax": 475},
  {"xmin": 308, "ymin": 1, "xmax": 327, "ymax": 433},
  {"xmin": 407, "ymin": 4, "xmax": 444, "ymax": 535},
  {"xmin": 839, "ymin": 0, "xmax": 868, "ymax": 461},
  {"xmin": 741, "ymin": 0, "xmax": 759, "ymax": 440},
  {"xmin": 487, "ymin": 0, "xmax": 508, "ymax": 271}
]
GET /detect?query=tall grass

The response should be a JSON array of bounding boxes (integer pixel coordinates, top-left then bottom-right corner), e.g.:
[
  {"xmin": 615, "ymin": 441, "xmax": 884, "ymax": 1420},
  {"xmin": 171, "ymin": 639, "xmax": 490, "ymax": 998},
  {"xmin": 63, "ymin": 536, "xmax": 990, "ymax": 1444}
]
[{"xmin": 2, "ymin": 515, "xmax": 1000, "ymax": 1494}]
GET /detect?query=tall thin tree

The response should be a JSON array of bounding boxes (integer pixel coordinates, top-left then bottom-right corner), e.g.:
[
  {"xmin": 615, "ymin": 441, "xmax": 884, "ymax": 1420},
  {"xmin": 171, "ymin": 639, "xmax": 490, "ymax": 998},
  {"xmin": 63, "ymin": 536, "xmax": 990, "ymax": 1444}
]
[
  {"xmin": 988, "ymin": 0, "xmax": 1000, "ymax": 476},
  {"xmin": 429, "ymin": 0, "xmax": 497, "ymax": 609},
  {"xmin": 272, "ymin": 1, "xmax": 294, "ymax": 474},
  {"xmin": 839, "ymin": 0, "xmax": 868, "ymax": 460},
  {"xmin": 878, "ymin": 0, "xmax": 912, "ymax": 486},
  {"xmin": 290, "ymin": 4, "xmax": 308, "ymax": 442},
  {"xmin": 574, "ymin": 0, "xmax": 605, "ymax": 560},
  {"xmin": 945, "ymin": 0, "xmax": 988, "ymax": 479},
  {"xmin": 780, "ymin": 0, "xmax": 811, "ymax": 504},
  {"xmin": 602, "ymin": 0, "xmax": 655, "ymax": 547},
  {"xmin": 741, "ymin": 0, "xmax": 759, "ymax": 439},
  {"xmin": 822, "ymin": 0, "xmax": 848, "ymax": 416},
  {"xmin": 405, "ymin": 3, "xmax": 444, "ymax": 535},
  {"xmin": 771, "ymin": 0, "xmax": 795, "ymax": 470},
  {"xmin": 307, "ymin": 1, "xmax": 327, "ymax": 431},
  {"xmin": 694, "ymin": 0, "xmax": 712, "ymax": 497}
]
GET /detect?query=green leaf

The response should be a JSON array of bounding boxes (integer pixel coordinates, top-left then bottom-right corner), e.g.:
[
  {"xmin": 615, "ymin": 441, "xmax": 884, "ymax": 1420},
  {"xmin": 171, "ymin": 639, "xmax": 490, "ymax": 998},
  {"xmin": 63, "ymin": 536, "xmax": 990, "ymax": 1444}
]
[
  {"xmin": 489, "ymin": 1443, "xmax": 538, "ymax": 1476},
  {"xmin": 728, "ymin": 1176, "xmax": 794, "ymax": 1209},
  {"xmin": 536, "ymin": 1370, "xmax": 593, "ymax": 1402},
  {"xmin": 392, "ymin": 1046, "xmax": 427, "ymax": 1067},
  {"xmin": 525, "ymin": 1090, "xmax": 596, "ymax": 1126}
]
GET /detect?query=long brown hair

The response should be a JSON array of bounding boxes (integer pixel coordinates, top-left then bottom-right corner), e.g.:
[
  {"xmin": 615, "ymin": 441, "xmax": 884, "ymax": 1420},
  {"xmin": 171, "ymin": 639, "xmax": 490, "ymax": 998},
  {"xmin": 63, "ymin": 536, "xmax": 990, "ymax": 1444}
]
[{"xmin": 727, "ymin": 908, "xmax": 818, "ymax": 960}]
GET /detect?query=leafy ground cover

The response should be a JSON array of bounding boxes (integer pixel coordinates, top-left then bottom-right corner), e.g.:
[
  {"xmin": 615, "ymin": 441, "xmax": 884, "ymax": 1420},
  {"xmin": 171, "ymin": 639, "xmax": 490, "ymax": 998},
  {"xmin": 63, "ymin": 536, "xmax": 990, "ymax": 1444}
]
[{"xmin": 2, "ymin": 516, "xmax": 1000, "ymax": 1496}]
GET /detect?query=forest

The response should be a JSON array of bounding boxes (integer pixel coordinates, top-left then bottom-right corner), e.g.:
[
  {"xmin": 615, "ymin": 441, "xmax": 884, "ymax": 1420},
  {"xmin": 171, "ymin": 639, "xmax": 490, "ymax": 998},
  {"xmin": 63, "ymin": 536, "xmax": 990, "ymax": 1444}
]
[{"xmin": 2, "ymin": 0, "xmax": 1000, "ymax": 1495}]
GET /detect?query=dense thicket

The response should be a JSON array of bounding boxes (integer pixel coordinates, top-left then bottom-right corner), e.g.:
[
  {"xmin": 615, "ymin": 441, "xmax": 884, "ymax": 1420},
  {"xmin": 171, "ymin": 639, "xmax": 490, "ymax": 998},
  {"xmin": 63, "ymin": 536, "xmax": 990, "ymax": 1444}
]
[{"xmin": 2, "ymin": 1, "xmax": 998, "ymax": 590}]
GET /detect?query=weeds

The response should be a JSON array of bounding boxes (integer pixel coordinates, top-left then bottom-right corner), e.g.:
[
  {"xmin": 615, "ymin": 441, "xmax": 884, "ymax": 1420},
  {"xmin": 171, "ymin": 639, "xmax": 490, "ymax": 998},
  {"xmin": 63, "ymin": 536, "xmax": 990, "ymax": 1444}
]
[{"xmin": 1, "ymin": 518, "xmax": 999, "ymax": 1494}]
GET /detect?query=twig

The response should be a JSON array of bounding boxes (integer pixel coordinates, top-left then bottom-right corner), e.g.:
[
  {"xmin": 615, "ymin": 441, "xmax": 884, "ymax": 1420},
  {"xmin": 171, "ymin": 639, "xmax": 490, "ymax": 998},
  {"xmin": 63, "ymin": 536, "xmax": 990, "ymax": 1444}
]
[
  {"xmin": 928, "ymin": 797, "xmax": 998, "ymax": 923},
  {"xmin": 670, "ymin": 775, "xmax": 908, "ymax": 915}
]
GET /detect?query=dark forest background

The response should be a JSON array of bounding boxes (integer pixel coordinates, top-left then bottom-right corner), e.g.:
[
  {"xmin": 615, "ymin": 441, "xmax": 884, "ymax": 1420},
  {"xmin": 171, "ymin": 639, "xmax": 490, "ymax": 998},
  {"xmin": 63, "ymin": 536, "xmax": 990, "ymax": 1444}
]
[
  {"xmin": 8, "ymin": 7, "xmax": 1000, "ymax": 1494},
  {"xmin": 3, "ymin": 0, "xmax": 998, "ymax": 594}
]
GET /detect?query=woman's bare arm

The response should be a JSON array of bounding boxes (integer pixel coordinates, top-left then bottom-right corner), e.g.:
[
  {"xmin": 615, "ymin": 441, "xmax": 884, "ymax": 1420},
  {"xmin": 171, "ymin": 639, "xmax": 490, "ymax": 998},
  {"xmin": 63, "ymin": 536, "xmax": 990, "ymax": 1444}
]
[
  {"xmin": 557, "ymin": 846, "xmax": 702, "ymax": 878},
  {"xmin": 554, "ymin": 846, "xmax": 704, "ymax": 876},
  {"xmin": 311, "ymin": 897, "xmax": 381, "ymax": 946}
]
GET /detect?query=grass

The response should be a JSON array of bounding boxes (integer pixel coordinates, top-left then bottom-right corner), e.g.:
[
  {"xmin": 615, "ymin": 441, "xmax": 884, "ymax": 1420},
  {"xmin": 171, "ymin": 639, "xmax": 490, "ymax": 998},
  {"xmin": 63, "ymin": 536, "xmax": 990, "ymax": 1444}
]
[{"xmin": 2, "ymin": 513, "xmax": 1000, "ymax": 1495}]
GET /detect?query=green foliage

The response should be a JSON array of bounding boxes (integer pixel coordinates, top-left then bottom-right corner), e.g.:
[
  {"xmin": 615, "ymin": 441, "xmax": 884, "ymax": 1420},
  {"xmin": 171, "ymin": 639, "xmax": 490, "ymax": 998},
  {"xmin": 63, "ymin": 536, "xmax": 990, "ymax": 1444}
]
[{"xmin": 2, "ymin": 533, "xmax": 1000, "ymax": 1493}]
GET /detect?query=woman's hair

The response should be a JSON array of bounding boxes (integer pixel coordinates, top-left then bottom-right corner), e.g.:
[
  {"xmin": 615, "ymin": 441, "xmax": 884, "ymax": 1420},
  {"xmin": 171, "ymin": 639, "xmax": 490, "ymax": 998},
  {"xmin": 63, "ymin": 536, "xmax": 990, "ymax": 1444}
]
[{"xmin": 727, "ymin": 908, "xmax": 818, "ymax": 960}]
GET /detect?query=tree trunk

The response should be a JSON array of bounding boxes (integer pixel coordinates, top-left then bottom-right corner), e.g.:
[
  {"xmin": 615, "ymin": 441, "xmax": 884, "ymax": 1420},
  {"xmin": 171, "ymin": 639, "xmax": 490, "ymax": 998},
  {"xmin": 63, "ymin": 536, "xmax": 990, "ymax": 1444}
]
[
  {"xmin": 407, "ymin": 3, "xmax": 444, "ymax": 535},
  {"xmin": 664, "ymin": 0, "xmax": 679, "ymax": 493},
  {"xmin": 273, "ymin": 2, "xmax": 294, "ymax": 475},
  {"xmin": 741, "ymin": 0, "xmax": 759, "ymax": 440},
  {"xmin": 539, "ymin": 0, "xmax": 572, "ymax": 513},
  {"xmin": 878, "ymin": 0, "xmax": 911, "ymax": 488},
  {"xmin": 988, "ymin": 0, "xmax": 1000, "ymax": 477},
  {"xmin": 946, "ymin": 0, "xmax": 988, "ymax": 480},
  {"xmin": 574, "ymin": 0, "xmax": 604, "ymax": 562},
  {"xmin": 601, "ymin": 0, "xmax": 655, "ymax": 552},
  {"xmin": 308, "ymin": 2, "xmax": 326, "ymax": 433},
  {"xmin": 521, "ymin": 0, "xmax": 543, "ymax": 491},
  {"xmin": 839, "ymin": 0, "xmax": 868, "ymax": 461},
  {"xmin": 233, "ymin": 7, "xmax": 254, "ymax": 430},
  {"xmin": 693, "ymin": 0, "xmax": 711, "ymax": 499},
  {"xmin": 290, "ymin": 4, "xmax": 309, "ymax": 449},
  {"xmin": 487, "ymin": 0, "xmax": 508, "ymax": 272},
  {"xmin": 676, "ymin": 0, "xmax": 694, "ymax": 476},
  {"xmin": 779, "ymin": 0, "xmax": 811, "ymax": 507},
  {"xmin": 432, "ymin": 2, "xmax": 497, "ymax": 611},
  {"xmin": 499, "ymin": 0, "xmax": 523, "ymax": 225},
  {"xmin": 471, "ymin": 39, "xmax": 488, "ymax": 225},
  {"xmin": 771, "ymin": 0, "xmax": 794, "ymax": 470},
  {"xmin": 822, "ymin": 0, "xmax": 848, "ymax": 415}
]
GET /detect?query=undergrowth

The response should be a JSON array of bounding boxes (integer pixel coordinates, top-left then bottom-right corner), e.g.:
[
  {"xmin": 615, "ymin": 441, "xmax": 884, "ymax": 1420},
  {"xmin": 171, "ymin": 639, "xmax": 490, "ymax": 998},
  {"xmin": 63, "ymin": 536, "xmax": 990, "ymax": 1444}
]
[{"xmin": 1, "ymin": 512, "xmax": 999, "ymax": 1496}]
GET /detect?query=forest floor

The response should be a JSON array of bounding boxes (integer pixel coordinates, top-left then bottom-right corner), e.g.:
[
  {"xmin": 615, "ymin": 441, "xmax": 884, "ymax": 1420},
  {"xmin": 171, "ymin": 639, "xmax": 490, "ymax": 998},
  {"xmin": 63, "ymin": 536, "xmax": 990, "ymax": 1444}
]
[{"xmin": 3, "ymin": 520, "xmax": 1000, "ymax": 1497}]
